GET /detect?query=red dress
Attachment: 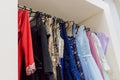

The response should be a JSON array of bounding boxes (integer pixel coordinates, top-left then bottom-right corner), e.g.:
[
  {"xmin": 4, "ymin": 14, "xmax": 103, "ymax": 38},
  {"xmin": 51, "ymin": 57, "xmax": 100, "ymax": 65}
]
[{"xmin": 18, "ymin": 9, "xmax": 36, "ymax": 80}]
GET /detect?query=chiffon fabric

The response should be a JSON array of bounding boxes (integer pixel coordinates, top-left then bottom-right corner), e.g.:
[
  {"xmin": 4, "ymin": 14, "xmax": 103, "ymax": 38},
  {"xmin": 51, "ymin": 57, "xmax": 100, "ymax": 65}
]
[
  {"xmin": 70, "ymin": 23, "xmax": 85, "ymax": 80},
  {"xmin": 86, "ymin": 31, "xmax": 104, "ymax": 79},
  {"xmin": 95, "ymin": 32, "xmax": 109, "ymax": 55},
  {"xmin": 75, "ymin": 25, "xmax": 103, "ymax": 80},
  {"xmin": 91, "ymin": 33, "xmax": 111, "ymax": 80}
]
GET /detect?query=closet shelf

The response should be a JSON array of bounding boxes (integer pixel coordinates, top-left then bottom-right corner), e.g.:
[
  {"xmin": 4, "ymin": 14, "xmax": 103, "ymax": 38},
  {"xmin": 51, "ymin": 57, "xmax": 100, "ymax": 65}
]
[{"xmin": 18, "ymin": 0, "xmax": 103, "ymax": 23}]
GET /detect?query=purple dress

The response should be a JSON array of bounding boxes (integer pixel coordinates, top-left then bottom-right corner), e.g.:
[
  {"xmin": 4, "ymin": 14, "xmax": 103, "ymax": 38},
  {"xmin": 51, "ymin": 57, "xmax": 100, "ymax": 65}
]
[{"xmin": 95, "ymin": 32, "xmax": 109, "ymax": 55}]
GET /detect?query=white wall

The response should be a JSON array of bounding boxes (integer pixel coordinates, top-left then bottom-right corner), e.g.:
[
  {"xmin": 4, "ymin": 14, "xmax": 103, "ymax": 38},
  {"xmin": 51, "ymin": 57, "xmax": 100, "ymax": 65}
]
[
  {"xmin": 80, "ymin": 12, "xmax": 120, "ymax": 80},
  {"xmin": 0, "ymin": 1, "xmax": 17, "ymax": 80}
]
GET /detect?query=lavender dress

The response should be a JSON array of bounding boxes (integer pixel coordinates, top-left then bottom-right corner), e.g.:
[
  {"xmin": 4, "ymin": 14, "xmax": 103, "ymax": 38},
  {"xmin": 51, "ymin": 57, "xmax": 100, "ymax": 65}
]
[{"xmin": 95, "ymin": 32, "xmax": 109, "ymax": 55}]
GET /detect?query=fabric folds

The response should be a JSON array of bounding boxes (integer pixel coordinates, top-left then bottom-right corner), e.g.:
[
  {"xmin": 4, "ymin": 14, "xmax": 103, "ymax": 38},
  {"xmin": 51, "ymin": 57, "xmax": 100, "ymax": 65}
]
[
  {"xmin": 75, "ymin": 25, "xmax": 103, "ymax": 80},
  {"xmin": 60, "ymin": 23, "xmax": 82, "ymax": 80},
  {"xmin": 18, "ymin": 9, "xmax": 36, "ymax": 80}
]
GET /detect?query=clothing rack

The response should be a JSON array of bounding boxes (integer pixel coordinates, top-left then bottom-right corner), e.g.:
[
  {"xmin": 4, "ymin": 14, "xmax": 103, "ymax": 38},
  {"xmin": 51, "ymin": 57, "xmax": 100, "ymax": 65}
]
[
  {"xmin": 18, "ymin": 4, "xmax": 83, "ymax": 27},
  {"xmin": 18, "ymin": 4, "xmax": 66, "ymax": 23},
  {"xmin": 18, "ymin": 4, "xmax": 91, "ymax": 32}
]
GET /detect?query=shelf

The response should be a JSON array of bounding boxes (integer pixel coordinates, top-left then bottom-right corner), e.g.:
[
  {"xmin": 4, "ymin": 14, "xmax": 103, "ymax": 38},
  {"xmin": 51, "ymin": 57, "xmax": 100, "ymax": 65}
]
[{"xmin": 18, "ymin": 0, "xmax": 103, "ymax": 23}]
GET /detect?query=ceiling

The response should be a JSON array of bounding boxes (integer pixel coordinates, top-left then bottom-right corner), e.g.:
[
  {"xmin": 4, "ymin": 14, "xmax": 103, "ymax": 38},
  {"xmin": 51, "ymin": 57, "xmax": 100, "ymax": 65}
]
[{"xmin": 18, "ymin": 0, "xmax": 103, "ymax": 23}]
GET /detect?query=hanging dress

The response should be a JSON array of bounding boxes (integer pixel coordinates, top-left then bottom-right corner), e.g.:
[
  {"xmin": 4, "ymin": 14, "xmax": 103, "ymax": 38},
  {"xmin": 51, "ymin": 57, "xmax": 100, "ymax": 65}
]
[
  {"xmin": 95, "ymin": 32, "xmax": 109, "ymax": 55},
  {"xmin": 18, "ymin": 9, "xmax": 36, "ymax": 80},
  {"xmin": 60, "ymin": 23, "xmax": 81, "ymax": 80},
  {"xmin": 29, "ymin": 12, "xmax": 55, "ymax": 80},
  {"xmin": 75, "ymin": 25, "xmax": 103, "ymax": 80},
  {"xmin": 45, "ymin": 17, "xmax": 57, "ymax": 79},
  {"xmin": 86, "ymin": 31, "xmax": 104, "ymax": 79},
  {"xmin": 91, "ymin": 33, "xmax": 111, "ymax": 80},
  {"xmin": 68, "ymin": 23, "xmax": 85, "ymax": 80}
]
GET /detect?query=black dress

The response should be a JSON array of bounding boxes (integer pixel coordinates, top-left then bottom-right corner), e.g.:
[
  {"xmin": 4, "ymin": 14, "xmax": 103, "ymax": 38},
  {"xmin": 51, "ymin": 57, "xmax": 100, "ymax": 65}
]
[{"xmin": 27, "ymin": 12, "xmax": 55, "ymax": 80}]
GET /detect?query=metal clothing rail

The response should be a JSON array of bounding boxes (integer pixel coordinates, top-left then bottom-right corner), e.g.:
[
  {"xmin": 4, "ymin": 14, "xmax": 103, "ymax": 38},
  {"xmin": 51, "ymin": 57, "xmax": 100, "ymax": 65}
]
[
  {"xmin": 18, "ymin": 4, "xmax": 88, "ymax": 29},
  {"xmin": 18, "ymin": 4, "xmax": 66, "ymax": 23}
]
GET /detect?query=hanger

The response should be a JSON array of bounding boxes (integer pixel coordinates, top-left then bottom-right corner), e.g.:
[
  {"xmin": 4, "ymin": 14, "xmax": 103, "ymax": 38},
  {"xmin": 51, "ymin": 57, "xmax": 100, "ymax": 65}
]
[
  {"xmin": 18, "ymin": 4, "xmax": 24, "ymax": 9},
  {"xmin": 23, "ymin": 6, "xmax": 27, "ymax": 10},
  {"xmin": 18, "ymin": 4, "xmax": 20, "ymax": 8},
  {"xmin": 29, "ymin": 8, "xmax": 32, "ymax": 17},
  {"xmin": 75, "ymin": 24, "xmax": 79, "ymax": 34},
  {"xmin": 52, "ymin": 16, "xmax": 56, "ymax": 24},
  {"xmin": 30, "ymin": 11, "xmax": 40, "ymax": 22},
  {"xmin": 86, "ymin": 27, "xmax": 90, "ymax": 31},
  {"xmin": 56, "ymin": 18, "xmax": 64, "ymax": 24},
  {"xmin": 84, "ymin": 26, "xmax": 90, "ymax": 31}
]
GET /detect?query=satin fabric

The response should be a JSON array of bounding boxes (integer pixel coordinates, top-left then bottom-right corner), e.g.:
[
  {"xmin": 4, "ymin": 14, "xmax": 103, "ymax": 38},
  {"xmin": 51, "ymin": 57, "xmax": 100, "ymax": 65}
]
[
  {"xmin": 60, "ymin": 23, "xmax": 82, "ymax": 80},
  {"xmin": 18, "ymin": 9, "xmax": 35, "ymax": 80}
]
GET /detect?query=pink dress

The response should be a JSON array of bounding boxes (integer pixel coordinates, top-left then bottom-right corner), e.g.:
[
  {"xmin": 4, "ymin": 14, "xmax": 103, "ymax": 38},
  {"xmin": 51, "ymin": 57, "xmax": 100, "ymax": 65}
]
[{"xmin": 86, "ymin": 31, "xmax": 104, "ymax": 80}]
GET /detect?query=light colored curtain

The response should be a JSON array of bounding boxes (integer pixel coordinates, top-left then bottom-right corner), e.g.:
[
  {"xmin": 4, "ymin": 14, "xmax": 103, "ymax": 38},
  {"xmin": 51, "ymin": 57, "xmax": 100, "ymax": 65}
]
[{"xmin": 113, "ymin": 0, "xmax": 120, "ymax": 19}]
